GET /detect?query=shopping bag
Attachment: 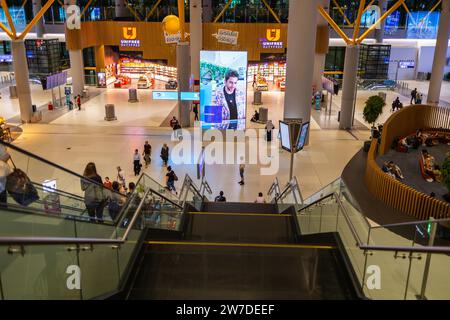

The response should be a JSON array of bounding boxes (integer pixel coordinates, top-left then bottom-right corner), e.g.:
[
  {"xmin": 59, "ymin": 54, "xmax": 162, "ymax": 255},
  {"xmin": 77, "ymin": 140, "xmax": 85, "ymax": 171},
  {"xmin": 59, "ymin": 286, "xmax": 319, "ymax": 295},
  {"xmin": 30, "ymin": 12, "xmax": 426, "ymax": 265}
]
[{"xmin": 6, "ymin": 168, "xmax": 39, "ymax": 206}]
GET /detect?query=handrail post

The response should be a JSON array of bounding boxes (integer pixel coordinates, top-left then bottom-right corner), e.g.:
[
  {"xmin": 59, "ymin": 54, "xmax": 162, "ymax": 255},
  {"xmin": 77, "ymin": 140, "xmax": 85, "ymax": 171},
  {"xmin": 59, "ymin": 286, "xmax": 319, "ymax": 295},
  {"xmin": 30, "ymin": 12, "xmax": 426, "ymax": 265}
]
[{"xmin": 417, "ymin": 218, "xmax": 437, "ymax": 300}]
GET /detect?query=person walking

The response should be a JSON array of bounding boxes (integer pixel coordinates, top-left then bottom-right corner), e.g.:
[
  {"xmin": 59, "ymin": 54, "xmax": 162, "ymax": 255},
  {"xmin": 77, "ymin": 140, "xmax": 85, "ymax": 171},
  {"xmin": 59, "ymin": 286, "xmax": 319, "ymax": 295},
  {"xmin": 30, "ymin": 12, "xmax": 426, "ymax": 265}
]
[
  {"xmin": 143, "ymin": 140, "xmax": 152, "ymax": 168},
  {"xmin": 214, "ymin": 191, "xmax": 226, "ymax": 202},
  {"xmin": 265, "ymin": 120, "xmax": 275, "ymax": 141},
  {"xmin": 0, "ymin": 146, "xmax": 12, "ymax": 206},
  {"xmin": 193, "ymin": 104, "xmax": 199, "ymax": 121},
  {"xmin": 238, "ymin": 164, "xmax": 245, "ymax": 185},
  {"xmin": 169, "ymin": 116, "xmax": 179, "ymax": 129},
  {"xmin": 165, "ymin": 166, "xmax": 178, "ymax": 194},
  {"xmin": 410, "ymin": 88, "xmax": 417, "ymax": 104},
  {"xmin": 81, "ymin": 162, "xmax": 105, "ymax": 223},
  {"xmin": 76, "ymin": 95, "xmax": 81, "ymax": 110},
  {"xmin": 161, "ymin": 143, "xmax": 169, "ymax": 166},
  {"xmin": 133, "ymin": 149, "xmax": 142, "ymax": 176}
]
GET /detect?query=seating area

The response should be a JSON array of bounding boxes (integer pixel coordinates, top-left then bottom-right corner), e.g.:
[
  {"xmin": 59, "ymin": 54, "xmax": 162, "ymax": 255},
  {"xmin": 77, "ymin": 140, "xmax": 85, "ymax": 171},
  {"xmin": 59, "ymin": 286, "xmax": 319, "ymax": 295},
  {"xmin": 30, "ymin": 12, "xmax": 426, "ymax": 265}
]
[{"xmin": 377, "ymin": 143, "xmax": 449, "ymax": 202}]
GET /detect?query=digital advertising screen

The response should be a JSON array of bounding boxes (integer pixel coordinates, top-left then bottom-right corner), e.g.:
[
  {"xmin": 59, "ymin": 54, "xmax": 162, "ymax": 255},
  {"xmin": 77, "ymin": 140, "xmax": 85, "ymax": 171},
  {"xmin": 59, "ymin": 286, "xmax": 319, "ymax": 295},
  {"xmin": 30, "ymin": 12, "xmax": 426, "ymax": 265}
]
[
  {"xmin": 384, "ymin": 10, "xmax": 400, "ymax": 35},
  {"xmin": 279, "ymin": 121, "xmax": 291, "ymax": 152},
  {"xmin": 296, "ymin": 122, "xmax": 310, "ymax": 151},
  {"xmin": 399, "ymin": 61, "xmax": 415, "ymax": 69},
  {"xmin": 407, "ymin": 11, "xmax": 440, "ymax": 39},
  {"xmin": 200, "ymin": 51, "xmax": 248, "ymax": 130},
  {"xmin": 152, "ymin": 91, "xmax": 178, "ymax": 100}
]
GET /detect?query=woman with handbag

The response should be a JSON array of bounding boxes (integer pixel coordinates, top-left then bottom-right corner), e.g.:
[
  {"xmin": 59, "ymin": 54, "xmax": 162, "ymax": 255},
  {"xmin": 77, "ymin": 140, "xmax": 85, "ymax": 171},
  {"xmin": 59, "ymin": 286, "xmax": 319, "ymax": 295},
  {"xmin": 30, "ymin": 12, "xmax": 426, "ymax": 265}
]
[{"xmin": 81, "ymin": 162, "xmax": 105, "ymax": 223}]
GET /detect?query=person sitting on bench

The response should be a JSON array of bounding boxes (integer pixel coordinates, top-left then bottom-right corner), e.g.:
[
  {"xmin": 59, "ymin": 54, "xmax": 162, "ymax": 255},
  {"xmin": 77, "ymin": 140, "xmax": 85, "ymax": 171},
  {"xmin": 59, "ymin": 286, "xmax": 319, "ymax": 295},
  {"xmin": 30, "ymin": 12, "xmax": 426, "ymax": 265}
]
[{"xmin": 250, "ymin": 110, "xmax": 260, "ymax": 122}]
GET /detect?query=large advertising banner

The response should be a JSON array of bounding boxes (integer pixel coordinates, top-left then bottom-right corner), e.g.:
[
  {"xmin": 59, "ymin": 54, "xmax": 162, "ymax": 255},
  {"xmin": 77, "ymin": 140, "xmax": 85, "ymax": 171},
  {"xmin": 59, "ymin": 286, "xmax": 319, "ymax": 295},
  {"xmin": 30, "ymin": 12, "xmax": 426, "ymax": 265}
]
[
  {"xmin": 200, "ymin": 51, "xmax": 248, "ymax": 130},
  {"xmin": 407, "ymin": 12, "xmax": 440, "ymax": 39}
]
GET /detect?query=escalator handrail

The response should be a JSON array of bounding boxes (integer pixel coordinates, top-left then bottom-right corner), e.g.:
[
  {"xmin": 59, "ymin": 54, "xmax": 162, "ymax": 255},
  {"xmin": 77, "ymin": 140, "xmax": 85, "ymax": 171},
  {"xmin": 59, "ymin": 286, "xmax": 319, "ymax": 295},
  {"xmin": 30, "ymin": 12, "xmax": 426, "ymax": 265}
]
[
  {"xmin": 0, "ymin": 186, "xmax": 153, "ymax": 246},
  {"xmin": 149, "ymin": 187, "xmax": 183, "ymax": 209},
  {"xmin": 1, "ymin": 141, "xmax": 125, "ymax": 199},
  {"xmin": 31, "ymin": 181, "xmax": 85, "ymax": 202},
  {"xmin": 275, "ymin": 178, "xmax": 301, "ymax": 203}
]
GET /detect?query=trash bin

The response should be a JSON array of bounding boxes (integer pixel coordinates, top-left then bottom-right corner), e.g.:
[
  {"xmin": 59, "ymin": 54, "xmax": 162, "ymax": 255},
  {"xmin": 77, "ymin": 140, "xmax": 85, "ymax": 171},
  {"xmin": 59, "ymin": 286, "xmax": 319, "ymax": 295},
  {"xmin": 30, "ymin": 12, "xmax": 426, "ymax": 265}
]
[
  {"xmin": 9, "ymin": 85, "xmax": 17, "ymax": 98},
  {"xmin": 104, "ymin": 104, "xmax": 117, "ymax": 121},
  {"xmin": 32, "ymin": 104, "xmax": 37, "ymax": 113},
  {"xmin": 128, "ymin": 88, "xmax": 139, "ymax": 102},
  {"xmin": 259, "ymin": 107, "xmax": 268, "ymax": 123},
  {"xmin": 378, "ymin": 92, "xmax": 387, "ymax": 102},
  {"xmin": 253, "ymin": 90, "xmax": 262, "ymax": 105},
  {"xmin": 82, "ymin": 88, "xmax": 89, "ymax": 98}
]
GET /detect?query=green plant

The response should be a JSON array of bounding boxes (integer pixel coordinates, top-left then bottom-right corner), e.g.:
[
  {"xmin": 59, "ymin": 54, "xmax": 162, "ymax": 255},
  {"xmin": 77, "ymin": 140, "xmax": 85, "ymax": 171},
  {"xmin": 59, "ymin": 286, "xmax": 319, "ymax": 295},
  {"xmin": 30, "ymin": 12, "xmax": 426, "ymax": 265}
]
[
  {"xmin": 442, "ymin": 155, "xmax": 450, "ymax": 194},
  {"xmin": 363, "ymin": 95, "xmax": 386, "ymax": 128}
]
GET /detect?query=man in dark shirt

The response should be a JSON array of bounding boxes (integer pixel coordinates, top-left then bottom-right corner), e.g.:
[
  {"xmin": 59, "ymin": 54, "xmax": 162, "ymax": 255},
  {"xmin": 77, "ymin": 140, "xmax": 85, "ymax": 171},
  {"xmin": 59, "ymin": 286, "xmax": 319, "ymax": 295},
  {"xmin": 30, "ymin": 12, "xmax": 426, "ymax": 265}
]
[
  {"xmin": 165, "ymin": 166, "xmax": 177, "ymax": 194},
  {"xmin": 214, "ymin": 191, "xmax": 226, "ymax": 202},
  {"xmin": 143, "ymin": 140, "xmax": 151, "ymax": 167}
]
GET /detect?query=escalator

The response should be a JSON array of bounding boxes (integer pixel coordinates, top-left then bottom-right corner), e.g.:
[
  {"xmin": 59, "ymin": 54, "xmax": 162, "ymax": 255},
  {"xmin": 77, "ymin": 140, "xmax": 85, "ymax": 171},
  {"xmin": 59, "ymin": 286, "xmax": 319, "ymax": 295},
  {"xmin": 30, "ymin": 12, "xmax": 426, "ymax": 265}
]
[{"xmin": 125, "ymin": 200, "xmax": 359, "ymax": 300}]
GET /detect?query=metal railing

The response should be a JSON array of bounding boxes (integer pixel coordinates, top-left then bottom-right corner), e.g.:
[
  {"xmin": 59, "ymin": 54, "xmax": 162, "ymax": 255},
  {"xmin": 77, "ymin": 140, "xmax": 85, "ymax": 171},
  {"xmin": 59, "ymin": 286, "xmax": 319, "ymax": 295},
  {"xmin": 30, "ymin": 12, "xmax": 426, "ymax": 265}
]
[{"xmin": 297, "ymin": 179, "xmax": 450, "ymax": 300}]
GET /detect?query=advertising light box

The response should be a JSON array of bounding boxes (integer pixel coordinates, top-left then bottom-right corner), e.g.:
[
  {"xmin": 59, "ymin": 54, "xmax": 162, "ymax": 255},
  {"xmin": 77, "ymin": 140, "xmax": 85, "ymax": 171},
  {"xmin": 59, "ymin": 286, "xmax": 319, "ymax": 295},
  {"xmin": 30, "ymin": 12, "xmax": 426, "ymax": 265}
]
[
  {"xmin": 296, "ymin": 122, "xmax": 310, "ymax": 151},
  {"xmin": 279, "ymin": 121, "xmax": 291, "ymax": 152},
  {"xmin": 407, "ymin": 12, "xmax": 440, "ymax": 39},
  {"xmin": 152, "ymin": 91, "xmax": 178, "ymax": 100},
  {"xmin": 200, "ymin": 51, "xmax": 248, "ymax": 130}
]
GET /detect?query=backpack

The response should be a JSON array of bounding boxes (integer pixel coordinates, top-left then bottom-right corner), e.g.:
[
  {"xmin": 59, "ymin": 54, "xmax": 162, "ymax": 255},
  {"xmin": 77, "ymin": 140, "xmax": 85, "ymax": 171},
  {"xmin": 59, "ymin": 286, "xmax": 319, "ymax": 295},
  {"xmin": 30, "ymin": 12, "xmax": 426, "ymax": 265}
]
[{"xmin": 173, "ymin": 172, "xmax": 178, "ymax": 181}]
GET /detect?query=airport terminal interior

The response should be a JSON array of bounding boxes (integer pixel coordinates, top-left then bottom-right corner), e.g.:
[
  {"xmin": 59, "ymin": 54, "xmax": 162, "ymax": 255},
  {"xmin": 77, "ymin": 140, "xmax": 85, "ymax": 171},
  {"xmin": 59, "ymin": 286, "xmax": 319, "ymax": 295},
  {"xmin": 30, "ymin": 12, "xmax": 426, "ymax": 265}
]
[{"xmin": 0, "ymin": 0, "xmax": 450, "ymax": 301}]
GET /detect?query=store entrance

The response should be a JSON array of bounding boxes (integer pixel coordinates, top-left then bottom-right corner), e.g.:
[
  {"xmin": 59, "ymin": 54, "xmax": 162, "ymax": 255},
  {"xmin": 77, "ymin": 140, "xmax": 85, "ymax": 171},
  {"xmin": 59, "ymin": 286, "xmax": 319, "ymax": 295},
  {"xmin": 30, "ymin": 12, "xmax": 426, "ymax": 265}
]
[
  {"xmin": 113, "ymin": 51, "xmax": 177, "ymax": 90},
  {"xmin": 248, "ymin": 59, "xmax": 286, "ymax": 92}
]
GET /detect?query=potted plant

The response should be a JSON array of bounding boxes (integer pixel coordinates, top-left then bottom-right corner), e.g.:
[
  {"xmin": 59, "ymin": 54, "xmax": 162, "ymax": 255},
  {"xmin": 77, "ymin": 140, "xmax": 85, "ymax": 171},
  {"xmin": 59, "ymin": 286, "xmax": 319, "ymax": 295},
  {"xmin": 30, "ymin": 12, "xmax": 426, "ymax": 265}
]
[
  {"xmin": 363, "ymin": 95, "xmax": 386, "ymax": 138},
  {"xmin": 441, "ymin": 155, "xmax": 450, "ymax": 203}
]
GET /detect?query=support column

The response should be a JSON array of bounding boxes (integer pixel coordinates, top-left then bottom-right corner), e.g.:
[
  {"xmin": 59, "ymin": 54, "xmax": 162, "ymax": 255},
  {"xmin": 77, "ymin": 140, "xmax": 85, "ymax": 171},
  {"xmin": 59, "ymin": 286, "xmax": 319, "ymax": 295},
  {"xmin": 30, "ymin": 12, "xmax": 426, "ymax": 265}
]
[
  {"xmin": 313, "ymin": 0, "xmax": 330, "ymax": 93},
  {"xmin": 69, "ymin": 49, "xmax": 85, "ymax": 96},
  {"xmin": 339, "ymin": 45, "xmax": 359, "ymax": 130},
  {"xmin": 427, "ymin": 0, "xmax": 450, "ymax": 105},
  {"xmin": 115, "ymin": 0, "xmax": 131, "ymax": 18},
  {"xmin": 190, "ymin": 0, "xmax": 202, "ymax": 81},
  {"xmin": 284, "ymin": 0, "xmax": 318, "ymax": 124},
  {"xmin": 32, "ymin": 0, "xmax": 45, "ymax": 38},
  {"xmin": 11, "ymin": 40, "xmax": 33, "ymax": 123},
  {"xmin": 65, "ymin": 0, "xmax": 85, "ymax": 96},
  {"xmin": 177, "ymin": 42, "xmax": 191, "ymax": 127},
  {"xmin": 375, "ymin": 0, "xmax": 387, "ymax": 43},
  {"xmin": 95, "ymin": 45, "xmax": 106, "ymax": 73}
]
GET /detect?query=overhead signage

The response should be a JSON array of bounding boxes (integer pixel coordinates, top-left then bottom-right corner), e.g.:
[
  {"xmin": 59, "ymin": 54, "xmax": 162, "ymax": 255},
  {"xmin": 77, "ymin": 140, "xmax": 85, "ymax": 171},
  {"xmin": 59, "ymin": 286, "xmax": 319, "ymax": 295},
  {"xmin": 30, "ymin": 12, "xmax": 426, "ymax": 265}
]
[
  {"xmin": 260, "ymin": 29, "xmax": 283, "ymax": 49},
  {"xmin": 407, "ymin": 11, "xmax": 440, "ymax": 39},
  {"xmin": 399, "ymin": 61, "xmax": 415, "ymax": 69},
  {"xmin": 385, "ymin": 10, "xmax": 400, "ymax": 35},
  {"xmin": 152, "ymin": 91, "xmax": 178, "ymax": 100},
  {"xmin": 180, "ymin": 92, "xmax": 200, "ymax": 101},
  {"xmin": 164, "ymin": 31, "xmax": 190, "ymax": 44},
  {"xmin": 121, "ymin": 27, "xmax": 140, "ymax": 47},
  {"xmin": 152, "ymin": 91, "xmax": 201, "ymax": 101},
  {"xmin": 212, "ymin": 29, "xmax": 239, "ymax": 45}
]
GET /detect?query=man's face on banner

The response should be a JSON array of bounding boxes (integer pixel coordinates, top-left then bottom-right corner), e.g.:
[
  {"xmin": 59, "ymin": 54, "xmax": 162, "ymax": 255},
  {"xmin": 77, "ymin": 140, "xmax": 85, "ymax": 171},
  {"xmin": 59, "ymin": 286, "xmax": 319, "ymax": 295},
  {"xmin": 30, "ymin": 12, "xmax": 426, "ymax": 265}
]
[{"xmin": 225, "ymin": 76, "xmax": 238, "ymax": 93}]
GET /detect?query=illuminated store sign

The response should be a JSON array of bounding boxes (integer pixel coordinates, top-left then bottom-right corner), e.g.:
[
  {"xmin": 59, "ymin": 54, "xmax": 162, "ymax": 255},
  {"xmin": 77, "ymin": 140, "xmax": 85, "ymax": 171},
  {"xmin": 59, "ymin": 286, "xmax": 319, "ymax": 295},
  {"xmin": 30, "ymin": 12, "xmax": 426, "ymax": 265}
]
[
  {"xmin": 121, "ymin": 27, "xmax": 140, "ymax": 47},
  {"xmin": 260, "ymin": 29, "xmax": 283, "ymax": 49}
]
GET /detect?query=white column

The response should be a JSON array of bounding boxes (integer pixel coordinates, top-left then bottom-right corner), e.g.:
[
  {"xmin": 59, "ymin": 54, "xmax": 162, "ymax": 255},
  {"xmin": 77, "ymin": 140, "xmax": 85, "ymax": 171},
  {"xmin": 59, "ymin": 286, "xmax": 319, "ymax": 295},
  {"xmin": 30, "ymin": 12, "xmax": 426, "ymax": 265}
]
[
  {"xmin": 11, "ymin": 40, "xmax": 33, "ymax": 123},
  {"xmin": 284, "ymin": 0, "xmax": 318, "ymax": 123},
  {"xmin": 115, "ymin": 0, "xmax": 131, "ymax": 18},
  {"xmin": 32, "ymin": 0, "xmax": 45, "ymax": 38},
  {"xmin": 190, "ymin": 0, "xmax": 202, "ymax": 81},
  {"xmin": 313, "ymin": 0, "xmax": 330, "ymax": 93},
  {"xmin": 69, "ymin": 50, "xmax": 85, "ymax": 96},
  {"xmin": 177, "ymin": 42, "xmax": 191, "ymax": 127},
  {"xmin": 375, "ymin": 0, "xmax": 387, "ymax": 43},
  {"xmin": 427, "ymin": 0, "xmax": 450, "ymax": 105},
  {"xmin": 339, "ymin": 45, "xmax": 359, "ymax": 130}
]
